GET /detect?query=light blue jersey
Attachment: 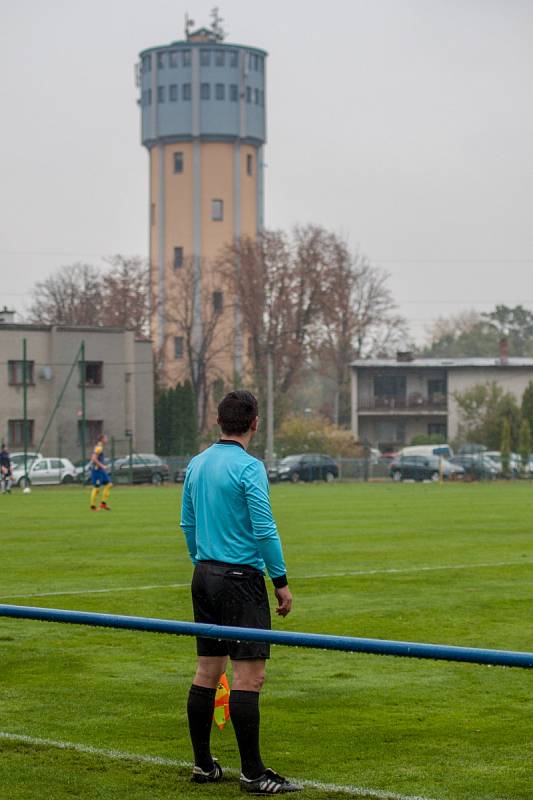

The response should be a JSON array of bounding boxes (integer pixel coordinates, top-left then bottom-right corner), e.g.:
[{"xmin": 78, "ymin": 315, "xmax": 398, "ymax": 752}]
[{"xmin": 180, "ymin": 441, "xmax": 287, "ymax": 581}]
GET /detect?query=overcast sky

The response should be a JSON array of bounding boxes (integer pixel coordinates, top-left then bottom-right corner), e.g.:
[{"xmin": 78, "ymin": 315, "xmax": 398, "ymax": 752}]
[{"xmin": 1, "ymin": 0, "xmax": 532, "ymax": 341}]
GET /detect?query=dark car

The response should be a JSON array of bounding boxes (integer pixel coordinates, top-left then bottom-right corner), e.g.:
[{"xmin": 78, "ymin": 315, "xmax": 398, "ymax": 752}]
[
  {"xmin": 449, "ymin": 454, "xmax": 499, "ymax": 481},
  {"xmin": 389, "ymin": 455, "xmax": 464, "ymax": 482},
  {"xmin": 112, "ymin": 454, "xmax": 169, "ymax": 485},
  {"xmin": 274, "ymin": 454, "xmax": 339, "ymax": 483}
]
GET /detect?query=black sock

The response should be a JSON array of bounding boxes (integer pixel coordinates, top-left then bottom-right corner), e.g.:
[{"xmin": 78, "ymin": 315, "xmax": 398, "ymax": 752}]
[
  {"xmin": 229, "ymin": 689, "xmax": 265, "ymax": 780},
  {"xmin": 187, "ymin": 684, "xmax": 216, "ymax": 771}
]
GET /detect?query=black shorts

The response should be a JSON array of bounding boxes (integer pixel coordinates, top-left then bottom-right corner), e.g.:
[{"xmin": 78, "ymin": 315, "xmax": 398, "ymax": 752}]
[{"xmin": 192, "ymin": 560, "xmax": 271, "ymax": 660}]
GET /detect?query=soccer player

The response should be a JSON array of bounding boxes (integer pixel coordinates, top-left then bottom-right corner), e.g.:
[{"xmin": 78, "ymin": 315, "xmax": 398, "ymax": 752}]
[
  {"xmin": 180, "ymin": 390, "xmax": 300, "ymax": 795},
  {"xmin": 0, "ymin": 443, "xmax": 12, "ymax": 494},
  {"xmin": 90, "ymin": 434, "xmax": 112, "ymax": 511}
]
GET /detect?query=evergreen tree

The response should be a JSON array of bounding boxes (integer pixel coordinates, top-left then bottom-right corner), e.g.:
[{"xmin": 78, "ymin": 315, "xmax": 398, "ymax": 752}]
[
  {"xmin": 521, "ymin": 381, "xmax": 533, "ymax": 434},
  {"xmin": 518, "ymin": 419, "xmax": 531, "ymax": 473},
  {"xmin": 500, "ymin": 417, "xmax": 512, "ymax": 478}
]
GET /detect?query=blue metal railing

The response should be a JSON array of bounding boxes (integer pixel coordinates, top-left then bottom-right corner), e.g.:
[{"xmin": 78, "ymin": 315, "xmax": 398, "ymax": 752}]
[{"xmin": 0, "ymin": 604, "xmax": 532, "ymax": 669}]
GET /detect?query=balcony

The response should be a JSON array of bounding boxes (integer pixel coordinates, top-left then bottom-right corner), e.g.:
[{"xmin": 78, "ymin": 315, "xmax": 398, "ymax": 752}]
[{"xmin": 358, "ymin": 394, "xmax": 447, "ymax": 414}]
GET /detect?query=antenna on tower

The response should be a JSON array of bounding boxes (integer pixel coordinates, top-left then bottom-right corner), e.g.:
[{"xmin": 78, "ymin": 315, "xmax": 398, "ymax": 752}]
[
  {"xmin": 184, "ymin": 13, "xmax": 195, "ymax": 39},
  {"xmin": 210, "ymin": 6, "xmax": 226, "ymax": 41}
]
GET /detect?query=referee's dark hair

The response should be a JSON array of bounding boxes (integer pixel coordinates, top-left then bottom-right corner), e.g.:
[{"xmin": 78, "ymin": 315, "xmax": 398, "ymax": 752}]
[{"xmin": 218, "ymin": 390, "xmax": 259, "ymax": 435}]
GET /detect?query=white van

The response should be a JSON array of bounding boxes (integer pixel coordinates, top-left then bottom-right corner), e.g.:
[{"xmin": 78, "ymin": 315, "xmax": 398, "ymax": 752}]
[{"xmin": 399, "ymin": 444, "xmax": 453, "ymax": 459}]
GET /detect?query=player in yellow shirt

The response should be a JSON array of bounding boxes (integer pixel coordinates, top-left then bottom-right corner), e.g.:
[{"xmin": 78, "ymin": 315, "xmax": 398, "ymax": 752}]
[{"xmin": 90, "ymin": 434, "xmax": 113, "ymax": 511}]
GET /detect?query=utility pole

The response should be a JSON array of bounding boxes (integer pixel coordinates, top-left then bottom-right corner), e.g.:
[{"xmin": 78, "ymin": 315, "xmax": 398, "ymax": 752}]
[
  {"xmin": 265, "ymin": 348, "xmax": 274, "ymax": 469},
  {"xmin": 22, "ymin": 338, "xmax": 29, "ymax": 483},
  {"xmin": 80, "ymin": 341, "xmax": 87, "ymax": 467}
]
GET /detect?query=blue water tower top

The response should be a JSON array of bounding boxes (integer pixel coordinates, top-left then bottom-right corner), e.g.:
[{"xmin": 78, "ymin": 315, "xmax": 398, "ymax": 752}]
[{"xmin": 137, "ymin": 30, "xmax": 267, "ymax": 148}]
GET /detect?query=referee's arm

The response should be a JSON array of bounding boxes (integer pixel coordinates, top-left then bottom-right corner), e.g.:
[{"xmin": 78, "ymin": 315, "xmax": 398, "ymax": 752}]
[
  {"xmin": 243, "ymin": 461, "xmax": 293, "ymax": 616},
  {"xmin": 180, "ymin": 469, "xmax": 197, "ymax": 564}
]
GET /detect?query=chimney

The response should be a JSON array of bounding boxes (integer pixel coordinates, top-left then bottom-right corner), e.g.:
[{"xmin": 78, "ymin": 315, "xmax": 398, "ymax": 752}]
[
  {"xmin": 0, "ymin": 306, "xmax": 15, "ymax": 324},
  {"xmin": 499, "ymin": 338, "xmax": 509, "ymax": 365},
  {"xmin": 396, "ymin": 351, "xmax": 414, "ymax": 363}
]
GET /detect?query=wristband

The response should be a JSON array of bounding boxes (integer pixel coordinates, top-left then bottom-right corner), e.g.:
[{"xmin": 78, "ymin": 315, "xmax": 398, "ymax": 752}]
[{"xmin": 272, "ymin": 574, "xmax": 288, "ymax": 589}]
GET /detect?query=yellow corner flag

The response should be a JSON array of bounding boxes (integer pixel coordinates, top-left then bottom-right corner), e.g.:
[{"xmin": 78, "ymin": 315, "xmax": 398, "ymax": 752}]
[{"xmin": 213, "ymin": 673, "xmax": 231, "ymax": 730}]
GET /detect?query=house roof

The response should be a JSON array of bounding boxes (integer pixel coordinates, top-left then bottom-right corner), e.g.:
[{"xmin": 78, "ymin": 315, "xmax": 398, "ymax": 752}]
[{"xmin": 350, "ymin": 357, "xmax": 533, "ymax": 369}]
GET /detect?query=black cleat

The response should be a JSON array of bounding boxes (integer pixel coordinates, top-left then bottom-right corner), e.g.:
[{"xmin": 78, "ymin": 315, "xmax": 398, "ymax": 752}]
[
  {"xmin": 240, "ymin": 768, "xmax": 301, "ymax": 794},
  {"xmin": 191, "ymin": 759, "xmax": 223, "ymax": 784}
]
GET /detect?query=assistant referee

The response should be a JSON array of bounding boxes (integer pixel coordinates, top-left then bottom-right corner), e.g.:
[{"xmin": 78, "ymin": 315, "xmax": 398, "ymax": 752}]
[{"xmin": 180, "ymin": 390, "xmax": 300, "ymax": 795}]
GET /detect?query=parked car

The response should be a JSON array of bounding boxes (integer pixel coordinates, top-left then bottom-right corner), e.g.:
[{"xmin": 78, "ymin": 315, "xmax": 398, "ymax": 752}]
[
  {"xmin": 9, "ymin": 451, "xmax": 42, "ymax": 469},
  {"xmin": 111, "ymin": 454, "xmax": 169, "ymax": 485},
  {"xmin": 273, "ymin": 454, "xmax": 339, "ymax": 483},
  {"xmin": 13, "ymin": 457, "xmax": 78, "ymax": 487},
  {"xmin": 485, "ymin": 451, "xmax": 521, "ymax": 476},
  {"xmin": 400, "ymin": 444, "xmax": 454, "ymax": 459},
  {"xmin": 389, "ymin": 454, "xmax": 464, "ymax": 482},
  {"xmin": 449, "ymin": 454, "xmax": 499, "ymax": 480}
]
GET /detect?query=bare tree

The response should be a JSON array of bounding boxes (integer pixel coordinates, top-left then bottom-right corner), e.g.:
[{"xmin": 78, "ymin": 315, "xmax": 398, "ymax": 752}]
[
  {"xmin": 101, "ymin": 255, "xmax": 149, "ymax": 336},
  {"xmin": 28, "ymin": 262, "xmax": 103, "ymax": 325},
  {"xmin": 314, "ymin": 243, "xmax": 408, "ymax": 425},
  {"xmin": 163, "ymin": 257, "xmax": 226, "ymax": 432}
]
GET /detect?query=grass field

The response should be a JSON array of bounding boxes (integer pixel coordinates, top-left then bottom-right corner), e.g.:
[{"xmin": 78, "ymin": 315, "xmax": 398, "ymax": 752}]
[{"xmin": 0, "ymin": 481, "xmax": 532, "ymax": 800}]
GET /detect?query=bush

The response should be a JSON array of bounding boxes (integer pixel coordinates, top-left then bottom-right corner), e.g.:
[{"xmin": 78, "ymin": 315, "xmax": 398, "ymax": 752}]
[
  {"xmin": 410, "ymin": 434, "xmax": 446, "ymax": 446},
  {"xmin": 276, "ymin": 415, "xmax": 360, "ymax": 458}
]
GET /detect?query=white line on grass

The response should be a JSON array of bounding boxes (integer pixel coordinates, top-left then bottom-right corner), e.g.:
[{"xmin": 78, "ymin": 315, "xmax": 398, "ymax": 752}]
[
  {"xmin": 0, "ymin": 731, "xmax": 438, "ymax": 800},
  {"xmin": 0, "ymin": 560, "xmax": 530, "ymax": 600}
]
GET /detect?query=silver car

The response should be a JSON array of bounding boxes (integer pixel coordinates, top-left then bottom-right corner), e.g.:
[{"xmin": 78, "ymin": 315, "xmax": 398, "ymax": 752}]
[{"xmin": 13, "ymin": 457, "xmax": 78, "ymax": 488}]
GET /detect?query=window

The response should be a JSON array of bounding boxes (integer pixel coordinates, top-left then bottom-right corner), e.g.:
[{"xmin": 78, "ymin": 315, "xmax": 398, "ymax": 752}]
[
  {"xmin": 246, "ymin": 86, "xmax": 252, "ymax": 103},
  {"xmin": 174, "ymin": 337, "xmax": 184, "ymax": 359},
  {"xmin": 215, "ymin": 49, "xmax": 225, "ymax": 66},
  {"xmin": 78, "ymin": 420, "xmax": 103, "ymax": 445},
  {"xmin": 173, "ymin": 151, "xmax": 183, "ymax": 173},
  {"xmin": 258, "ymin": 55, "xmax": 264, "ymax": 73},
  {"xmin": 428, "ymin": 378, "xmax": 446, "ymax": 398},
  {"xmin": 211, "ymin": 199, "xmax": 223, "ymax": 221},
  {"xmin": 373, "ymin": 375, "xmax": 406, "ymax": 398},
  {"xmin": 246, "ymin": 153, "xmax": 253, "ymax": 176},
  {"xmin": 229, "ymin": 84, "xmax": 238, "ymax": 102},
  {"xmin": 182, "ymin": 83, "xmax": 191, "ymax": 101},
  {"xmin": 143, "ymin": 54, "xmax": 151, "ymax": 73},
  {"xmin": 82, "ymin": 361, "xmax": 103, "ymax": 386},
  {"xmin": 169, "ymin": 83, "xmax": 178, "ymax": 101},
  {"xmin": 157, "ymin": 85, "xmax": 165, "ymax": 102},
  {"xmin": 428, "ymin": 423, "xmax": 447, "ymax": 438},
  {"xmin": 147, "ymin": 88, "xmax": 152, "ymax": 105},
  {"xmin": 254, "ymin": 88, "xmax": 260, "ymax": 105},
  {"xmin": 213, "ymin": 291, "xmax": 224, "ymax": 313},
  {"xmin": 259, "ymin": 90, "xmax": 264, "ymax": 107},
  {"xmin": 229, "ymin": 50, "xmax": 238, "ymax": 67},
  {"xmin": 169, "ymin": 50, "xmax": 177, "ymax": 68},
  {"xmin": 8, "ymin": 419, "xmax": 34, "ymax": 448},
  {"xmin": 174, "ymin": 246, "xmax": 183, "ymax": 268},
  {"xmin": 215, "ymin": 83, "xmax": 225, "ymax": 100},
  {"xmin": 201, "ymin": 83, "xmax": 210, "ymax": 100},
  {"xmin": 151, "ymin": 203, "xmax": 156, "ymax": 225},
  {"xmin": 8, "ymin": 360, "xmax": 34, "ymax": 385},
  {"xmin": 157, "ymin": 52, "xmax": 165, "ymax": 69},
  {"xmin": 182, "ymin": 49, "xmax": 191, "ymax": 67},
  {"xmin": 200, "ymin": 49, "xmax": 211, "ymax": 66}
]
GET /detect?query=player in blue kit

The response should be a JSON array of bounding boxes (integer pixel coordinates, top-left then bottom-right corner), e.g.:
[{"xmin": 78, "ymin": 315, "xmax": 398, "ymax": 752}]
[{"xmin": 90, "ymin": 434, "xmax": 112, "ymax": 511}]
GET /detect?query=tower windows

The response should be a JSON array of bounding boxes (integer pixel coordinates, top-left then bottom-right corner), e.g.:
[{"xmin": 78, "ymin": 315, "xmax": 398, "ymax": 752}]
[
  {"xmin": 174, "ymin": 247, "xmax": 183, "ymax": 268},
  {"xmin": 182, "ymin": 49, "xmax": 191, "ymax": 67},
  {"xmin": 246, "ymin": 86, "xmax": 252, "ymax": 103},
  {"xmin": 229, "ymin": 50, "xmax": 238, "ymax": 67},
  {"xmin": 201, "ymin": 83, "xmax": 211, "ymax": 100},
  {"xmin": 157, "ymin": 86, "xmax": 165, "ymax": 103},
  {"xmin": 157, "ymin": 52, "xmax": 165, "ymax": 69},
  {"xmin": 200, "ymin": 49, "xmax": 211, "ymax": 66},
  {"xmin": 215, "ymin": 49, "xmax": 225, "ymax": 66},
  {"xmin": 182, "ymin": 83, "xmax": 191, "ymax": 101},
  {"xmin": 169, "ymin": 84, "xmax": 178, "ymax": 102},
  {"xmin": 174, "ymin": 337, "xmax": 184, "ymax": 359},
  {"xmin": 169, "ymin": 50, "xmax": 177, "ymax": 68},
  {"xmin": 254, "ymin": 88, "xmax": 260, "ymax": 105},
  {"xmin": 173, "ymin": 151, "xmax": 183, "ymax": 173},
  {"xmin": 229, "ymin": 84, "xmax": 238, "ymax": 102},
  {"xmin": 147, "ymin": 88, "xmax": 152, "ymax": 105},
  {"xmin": 215, "ymin": 83, "xmax": 225, "ymax": 100},
  {"xmin": 142, "ymin": 54, "xmax": 151, "ymax": 73},
  {"xmin": 211, "ymin": 199, "xmax": 224, "ymax": 221},
  {"xmin": 212, "ymin": 291, "xmax": 224, "ymax": 313},
  {"xmin": 246, "ymin": 153, "xmax": 253, "ymax": 176}
]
